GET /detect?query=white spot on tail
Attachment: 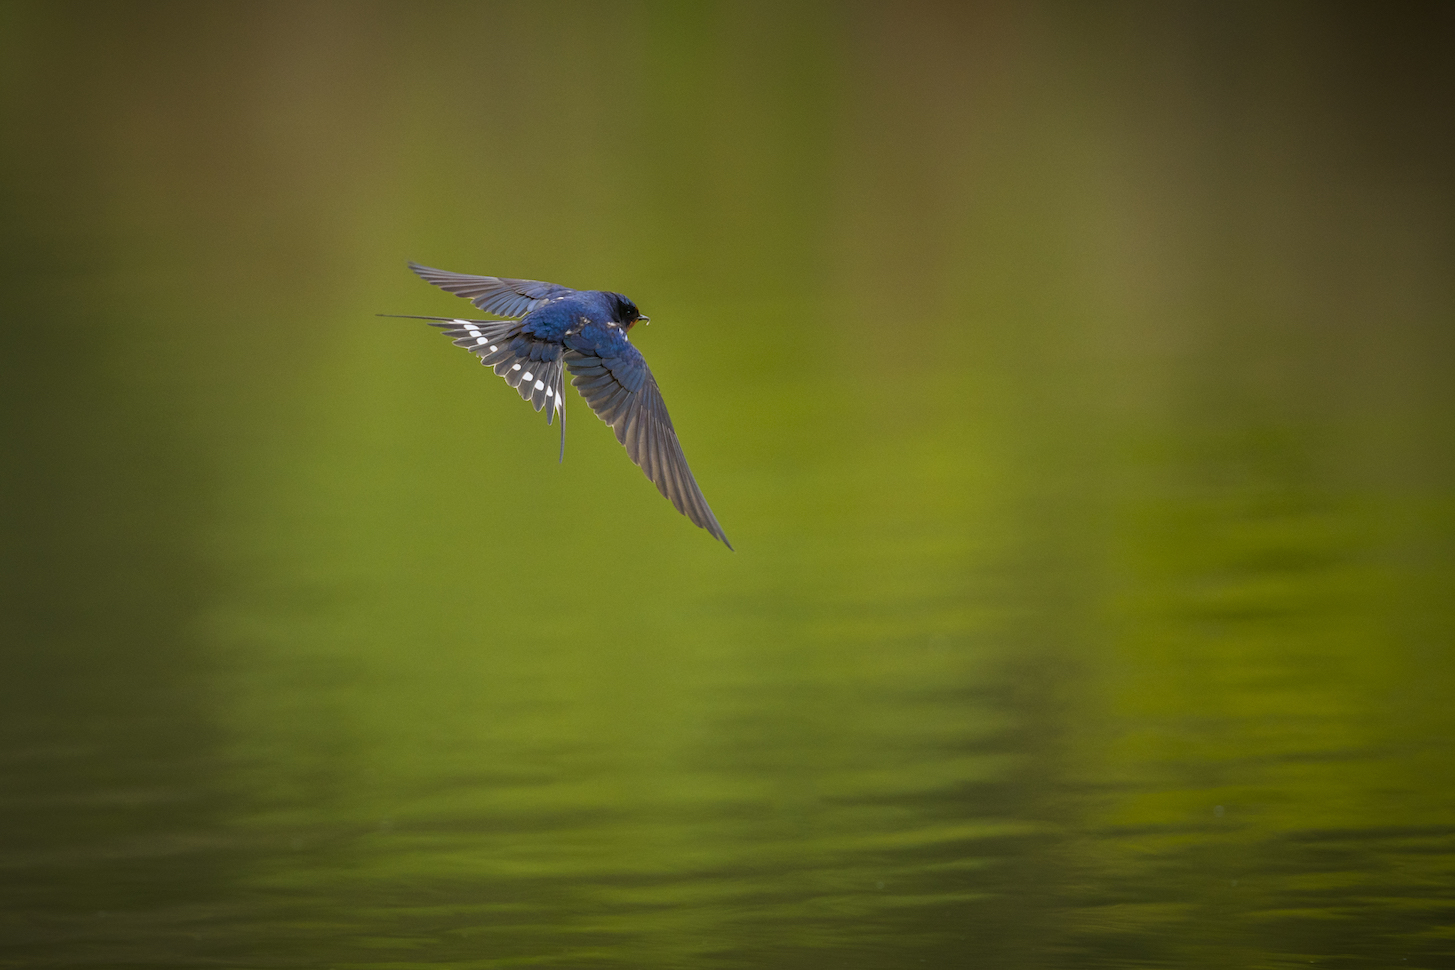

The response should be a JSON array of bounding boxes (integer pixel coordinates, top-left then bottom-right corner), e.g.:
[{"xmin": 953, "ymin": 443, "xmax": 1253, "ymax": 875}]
[
  {"xmin": 489, "ymin": 345, "xmax": 498, "ymax": 352},
  {"xmin": 475, "ymin": 336, "xmax": 487, "ymax": 344},
  {"xmin": 534, "ymin": 380, "xmax": 544, "ymax": 390},
  {"xmin": 512, "ymin": 363, "xmax": 522, "ymax": 371},
  {"xmin": 522, "ymin": 371, "xmax": 533, "ymax": 381},
  {"xmin": 545, "ymin": 387, "xmax": 553, "ymax": 397}
]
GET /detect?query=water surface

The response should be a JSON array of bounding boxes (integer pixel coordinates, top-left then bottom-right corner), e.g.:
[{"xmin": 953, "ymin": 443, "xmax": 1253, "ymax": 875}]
[{"xmin": 2, "ymin": 4, "xmax": 1453, "ymax": 968}]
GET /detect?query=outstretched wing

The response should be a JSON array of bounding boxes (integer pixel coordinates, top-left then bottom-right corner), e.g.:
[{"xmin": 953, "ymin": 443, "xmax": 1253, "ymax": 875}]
[
  {"xmin": 409, "ymin": 262, "xmax": 575, "ymax": 318},
  {"xmin": 566, "ymin": 343, "xmax": 732, "ymax": 549}
]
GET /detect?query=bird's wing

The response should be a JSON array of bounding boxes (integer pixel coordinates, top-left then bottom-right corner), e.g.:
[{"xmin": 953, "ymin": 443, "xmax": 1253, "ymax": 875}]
[
  {"xmin": 384, "ymin": 315, "xmax": 567, "ymax": 425},
  {"xmin": 409, "ymin": 262, "xmax": 575, "ymax": 318},
  {"xmin": 565, "ymin": 343, "xmax": 732, "ymax": 549}
]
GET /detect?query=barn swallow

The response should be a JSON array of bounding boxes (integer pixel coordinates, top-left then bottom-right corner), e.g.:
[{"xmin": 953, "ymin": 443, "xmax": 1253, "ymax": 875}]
[{"xmin": 382, "ymin": 262, "xmax": 731, "ymax": 549}]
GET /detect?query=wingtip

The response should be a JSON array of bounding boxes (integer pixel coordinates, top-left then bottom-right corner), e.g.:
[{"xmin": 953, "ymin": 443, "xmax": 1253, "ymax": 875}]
[{"xmin": 704, "ymin": 519, "xmax": 733, "ymax": 550}]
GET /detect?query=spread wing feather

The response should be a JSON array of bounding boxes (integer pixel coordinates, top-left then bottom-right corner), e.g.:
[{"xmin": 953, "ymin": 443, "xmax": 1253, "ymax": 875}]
[
  {"xmin": 409, "ymin": 262, "xmax": 575, "ymax": 319},
  {"xmin": 565, "ymin": 347, "xmax": 732, "ymax": 549}
]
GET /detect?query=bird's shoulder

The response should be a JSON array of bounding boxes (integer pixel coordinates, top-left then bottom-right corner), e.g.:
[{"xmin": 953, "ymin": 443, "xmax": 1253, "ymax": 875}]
[
  {"xmin": 569, "ymin": 315, "xmax": 639, "ymax": 357},
  {"xmin": 515, "ymin": 291, "xmax": 598, "ymax": 338}
]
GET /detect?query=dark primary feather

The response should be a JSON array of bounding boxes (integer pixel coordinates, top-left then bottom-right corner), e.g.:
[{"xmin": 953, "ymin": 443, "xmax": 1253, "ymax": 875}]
[
  {"xmin": 409, "ymin": 262, "xmax": 574, "ymax": 318},
  {"xmin": 565, "ymin": 347, "xmax": 731, "ymax": 549}
]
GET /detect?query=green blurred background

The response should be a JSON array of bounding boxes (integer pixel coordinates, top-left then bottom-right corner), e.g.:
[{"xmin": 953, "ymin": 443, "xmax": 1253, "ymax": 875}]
[{"xmin": 2, "ymin": 2, "xmax": 1453, "ymax": 967}]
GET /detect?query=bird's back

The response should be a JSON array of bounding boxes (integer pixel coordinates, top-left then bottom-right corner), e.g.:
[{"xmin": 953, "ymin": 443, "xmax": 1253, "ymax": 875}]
[{"xmin": 518, "ymin": 291, "xmax": 617, "ymax": 342}]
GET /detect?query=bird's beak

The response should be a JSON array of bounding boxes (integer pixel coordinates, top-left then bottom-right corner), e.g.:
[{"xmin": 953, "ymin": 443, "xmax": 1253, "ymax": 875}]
[{"xmin": 639, "ymin": 315, "xmax": 651, "ymax": 326}]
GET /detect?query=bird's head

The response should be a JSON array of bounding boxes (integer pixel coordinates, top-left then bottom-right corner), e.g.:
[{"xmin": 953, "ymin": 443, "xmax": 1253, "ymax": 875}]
[{"xmin": 610, "ymin": 293, "xmax": 650, "ymax": 331}]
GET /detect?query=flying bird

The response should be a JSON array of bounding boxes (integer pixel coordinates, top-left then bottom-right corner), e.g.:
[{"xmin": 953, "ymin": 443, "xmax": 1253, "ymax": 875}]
[{"xmin": 383, "ymin": 262, "xmax": 732, "ymax": 549}]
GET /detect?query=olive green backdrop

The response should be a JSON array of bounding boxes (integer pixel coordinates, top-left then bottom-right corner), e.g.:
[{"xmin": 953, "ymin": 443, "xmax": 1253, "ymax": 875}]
[{"xmin": 2, "ymin": 2, "xmax": 1452, "ymax": 967}]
